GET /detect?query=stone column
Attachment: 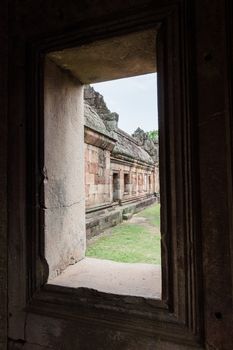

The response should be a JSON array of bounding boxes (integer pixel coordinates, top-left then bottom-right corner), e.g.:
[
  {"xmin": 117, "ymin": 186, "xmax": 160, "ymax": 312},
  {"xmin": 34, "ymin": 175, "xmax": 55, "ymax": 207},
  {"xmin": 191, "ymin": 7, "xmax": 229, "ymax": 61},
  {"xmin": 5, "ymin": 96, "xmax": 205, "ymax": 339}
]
[{"xmin": 44, "ymin": 59, "xmax": 86, "ymax": 279}]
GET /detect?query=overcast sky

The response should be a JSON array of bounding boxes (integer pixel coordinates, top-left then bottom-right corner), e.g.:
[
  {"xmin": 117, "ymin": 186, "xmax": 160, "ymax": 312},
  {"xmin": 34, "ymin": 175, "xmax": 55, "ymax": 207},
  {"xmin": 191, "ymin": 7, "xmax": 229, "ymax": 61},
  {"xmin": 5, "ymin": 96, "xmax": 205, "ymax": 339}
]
[{"xmin": 91, "ymin": 73, "xmax": 158, "ymax": 135}]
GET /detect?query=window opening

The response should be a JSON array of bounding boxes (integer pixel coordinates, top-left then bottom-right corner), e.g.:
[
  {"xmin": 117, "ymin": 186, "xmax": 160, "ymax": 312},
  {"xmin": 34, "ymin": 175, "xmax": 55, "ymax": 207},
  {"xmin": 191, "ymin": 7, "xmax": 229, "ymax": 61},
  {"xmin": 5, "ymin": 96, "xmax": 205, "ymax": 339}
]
[
  {"xmin": 124, "ymin": 173, "xmax": 130, "ymax": 194},
  {"xmin": 149, "ymin": 175, "xmax": 152, "ymax": 191},
  {"xmin": 44, "ymin": 28, "xmax": 161, "ymax": 299},
  {"xmin": 144, "ymin": 174, "xmax": 148, "ymax": 192},
  {"xmin": 113, "ymin": 173, "xmax": 120, "ymax": 202}
]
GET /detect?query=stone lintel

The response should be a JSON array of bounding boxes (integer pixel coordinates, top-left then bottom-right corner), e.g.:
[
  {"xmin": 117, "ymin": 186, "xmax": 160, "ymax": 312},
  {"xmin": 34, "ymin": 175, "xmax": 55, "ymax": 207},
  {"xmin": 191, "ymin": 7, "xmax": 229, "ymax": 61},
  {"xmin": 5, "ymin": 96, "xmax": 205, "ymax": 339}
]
[{"xmin": 48, "ymin": 28, "xmax": 157, "ymax": 84}]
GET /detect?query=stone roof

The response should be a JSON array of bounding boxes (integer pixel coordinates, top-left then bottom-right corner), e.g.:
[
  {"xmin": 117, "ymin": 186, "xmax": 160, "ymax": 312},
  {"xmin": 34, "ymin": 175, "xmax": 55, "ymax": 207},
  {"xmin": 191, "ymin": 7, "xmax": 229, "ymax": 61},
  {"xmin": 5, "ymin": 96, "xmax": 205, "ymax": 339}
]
[
  {"xmin": 132, "ymin": 127, "xmax": 159, "ymax": 162},
  {"xmin": 84, "ymin": 103, "xmax": 115, "ymax": 140},
  {"xmin": 112, "ymin": 129, "xmax": 154, "ymax": 165},
  {"xmin": 84, "ymin": 85, "xmax": 155, "ymax": 166}
]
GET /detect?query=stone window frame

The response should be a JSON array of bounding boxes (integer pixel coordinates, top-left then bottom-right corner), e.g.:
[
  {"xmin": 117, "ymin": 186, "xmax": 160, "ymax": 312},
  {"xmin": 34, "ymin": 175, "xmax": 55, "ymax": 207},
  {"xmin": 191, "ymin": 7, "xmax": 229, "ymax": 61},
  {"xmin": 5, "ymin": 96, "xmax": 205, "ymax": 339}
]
[
  {"xmin": 24, "ymin": 3, "xmax": 203, "ymax": 348},
  {"xmin": 144, "ymin": 174, "xmax": 148, "ymax": 192},
  {"xmin": 132, "ymin": 171, "xmax": 137, "ymax": 195},
  {"xmin": 123, "ymin": 172, "xmax": 130, "ymax": 194},
  {"xmin": 138, "ymin": 173, "xmax": 143, "ymax": 192},
  {"xmin": 149, "ymin": 175, "xmax": 152, "ymax": 190},
  {"xmin": 112, "ymin": 171, "xmax": 120, "ymax": 201}
]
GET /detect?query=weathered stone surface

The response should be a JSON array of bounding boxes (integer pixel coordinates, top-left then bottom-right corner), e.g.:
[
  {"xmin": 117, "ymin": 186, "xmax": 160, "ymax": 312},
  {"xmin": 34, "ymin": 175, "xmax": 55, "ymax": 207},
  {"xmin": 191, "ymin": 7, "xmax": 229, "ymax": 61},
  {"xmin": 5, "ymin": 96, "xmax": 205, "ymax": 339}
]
[
  {"xmin": 112, "ymin": 128, "xmax": 154, "ymax": 164},
  {"xmin": 84, "ymin": 103, "xmax": 114, "ymax": 139},
  {"xmin": 84, "ymin": 86, "xmax": 157, "ymax": 165},
  {"xmin": 5, "ymin": 1, "xmax": 233, "ymax": 349},
  {"xmin": 86, "ymin": 196, "xmax": 157, "ymax": 239},
  {"xmin": 48, "ymin": 28, "xmax": 157, "ymax": 84},
  {"xmin": 84, "ymin": 85, "xmax": 159, "ymax": 213},
  {"xmin": 84, "ymin": 128, "xmax": 115, "ymax": 151},
  {"xmin": 85, "ymin": 143, "xmax": 112, "ymax": 209},
  {"xmin": 49, "ymin": 257, "xmax": 161, "ymax": 298},
  {"xmin": 132, "ymin": 127, "xmax": 159, "ymax": 162},
  {"xmin": 123, "ymin": 212, "xmax": 133, "ymax": 220},
  {"xmin": 86, "ymin": 210, "xmax": 122, "ymax": 239},
  {"xmin": 85, "ymin": 86, "xmax": 120, "ymax": 135},
  {"xmin": 44, "ymin": 59, "xmax": 86, "ymax": 279}
]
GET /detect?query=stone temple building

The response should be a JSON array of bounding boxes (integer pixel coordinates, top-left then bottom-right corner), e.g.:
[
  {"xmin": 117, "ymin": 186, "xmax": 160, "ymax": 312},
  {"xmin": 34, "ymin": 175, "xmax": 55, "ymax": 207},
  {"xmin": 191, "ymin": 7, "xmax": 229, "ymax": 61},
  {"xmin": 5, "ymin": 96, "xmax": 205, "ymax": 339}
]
[
  {"xmin": 3, "ymin": 2, "xmax": 233, "ymax": 349},
  {"xmin": 84, "ymin": 85, "xmax": 159, "ymax": 237}
]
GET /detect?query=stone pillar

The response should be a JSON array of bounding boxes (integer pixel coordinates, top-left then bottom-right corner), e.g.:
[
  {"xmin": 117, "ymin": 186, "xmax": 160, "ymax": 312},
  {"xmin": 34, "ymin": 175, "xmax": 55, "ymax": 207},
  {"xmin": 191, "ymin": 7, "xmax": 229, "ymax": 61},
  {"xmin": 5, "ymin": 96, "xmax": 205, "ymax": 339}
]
[{"xmin": 44, "ymin": 58, "xmax": 86, "ymax": 279}]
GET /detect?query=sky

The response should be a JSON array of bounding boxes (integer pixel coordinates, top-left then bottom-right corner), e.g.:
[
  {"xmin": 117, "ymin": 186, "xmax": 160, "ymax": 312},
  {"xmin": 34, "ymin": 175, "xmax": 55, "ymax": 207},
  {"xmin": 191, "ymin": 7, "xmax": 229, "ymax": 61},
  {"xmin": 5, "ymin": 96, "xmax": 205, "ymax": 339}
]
[{"xmin": 91, "ymin": 73, "xmax": 158, "ymax": 135}]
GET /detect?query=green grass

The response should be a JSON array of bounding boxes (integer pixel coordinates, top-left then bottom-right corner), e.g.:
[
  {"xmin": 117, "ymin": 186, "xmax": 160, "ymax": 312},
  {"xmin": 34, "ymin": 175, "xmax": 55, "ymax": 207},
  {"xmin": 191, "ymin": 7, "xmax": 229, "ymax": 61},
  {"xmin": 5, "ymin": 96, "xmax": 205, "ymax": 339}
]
[
  {"xmin": 136, "ymin": 203, "xmax": 161, "ymax": 227},
  {"xmin": 86, "ymin": 204, "xmax": 161, "ymax": 264}
]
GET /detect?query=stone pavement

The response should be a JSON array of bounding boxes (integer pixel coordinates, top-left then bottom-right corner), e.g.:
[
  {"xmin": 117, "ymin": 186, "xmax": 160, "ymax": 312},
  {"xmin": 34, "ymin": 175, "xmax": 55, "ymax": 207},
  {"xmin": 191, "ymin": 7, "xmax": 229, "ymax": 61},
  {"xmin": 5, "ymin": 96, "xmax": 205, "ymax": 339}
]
[{"xmin": 49, "ymin": 257, "xmax": 161, "ymax": 299}]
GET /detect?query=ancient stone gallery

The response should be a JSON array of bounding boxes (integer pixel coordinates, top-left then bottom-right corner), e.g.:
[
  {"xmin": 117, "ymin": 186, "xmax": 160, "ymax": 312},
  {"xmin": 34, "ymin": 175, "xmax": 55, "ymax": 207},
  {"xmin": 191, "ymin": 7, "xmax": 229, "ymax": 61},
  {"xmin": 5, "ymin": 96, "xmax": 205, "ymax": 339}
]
[{"xmin": 84, "ymin": 85, "xmax": 159, "ymax": 238}]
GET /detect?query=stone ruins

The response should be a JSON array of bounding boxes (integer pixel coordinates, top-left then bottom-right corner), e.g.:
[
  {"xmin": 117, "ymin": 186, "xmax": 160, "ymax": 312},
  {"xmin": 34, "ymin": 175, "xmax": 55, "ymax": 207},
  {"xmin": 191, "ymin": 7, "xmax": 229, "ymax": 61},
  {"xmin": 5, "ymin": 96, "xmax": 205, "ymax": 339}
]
[{"xmin": 84, "ymin": 85, "xmax": 159, "ymax": 238}]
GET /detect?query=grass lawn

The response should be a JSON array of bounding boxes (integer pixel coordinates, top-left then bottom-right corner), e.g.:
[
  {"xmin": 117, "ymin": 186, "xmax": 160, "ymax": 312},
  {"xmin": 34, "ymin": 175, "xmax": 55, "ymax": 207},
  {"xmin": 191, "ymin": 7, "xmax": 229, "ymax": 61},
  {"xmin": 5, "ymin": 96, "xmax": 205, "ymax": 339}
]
[
  {"xmin": 138, "ymin": 203, "xmax": 161, "ymax": 227},
  {"xmin": 86, "ymin": 204, "xmax": 161, "ymax": 264}
]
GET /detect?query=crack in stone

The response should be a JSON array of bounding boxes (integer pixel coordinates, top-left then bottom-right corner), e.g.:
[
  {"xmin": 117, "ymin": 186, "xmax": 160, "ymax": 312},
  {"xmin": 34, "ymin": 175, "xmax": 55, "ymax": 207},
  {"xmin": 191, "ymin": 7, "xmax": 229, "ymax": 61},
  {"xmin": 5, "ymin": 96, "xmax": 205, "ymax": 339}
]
[{"xmin": 42, "ymin": 199, "xmax": 84, "ymax": 210}]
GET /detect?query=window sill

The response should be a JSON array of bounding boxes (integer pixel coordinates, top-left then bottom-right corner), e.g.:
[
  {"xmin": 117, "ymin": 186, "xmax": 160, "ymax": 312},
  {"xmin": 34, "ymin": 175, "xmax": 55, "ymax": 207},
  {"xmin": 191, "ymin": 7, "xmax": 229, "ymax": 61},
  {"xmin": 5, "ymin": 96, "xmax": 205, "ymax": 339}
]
[{"xmin": 48, "ymin": 257, "xmax": 161, "ymax": 299}]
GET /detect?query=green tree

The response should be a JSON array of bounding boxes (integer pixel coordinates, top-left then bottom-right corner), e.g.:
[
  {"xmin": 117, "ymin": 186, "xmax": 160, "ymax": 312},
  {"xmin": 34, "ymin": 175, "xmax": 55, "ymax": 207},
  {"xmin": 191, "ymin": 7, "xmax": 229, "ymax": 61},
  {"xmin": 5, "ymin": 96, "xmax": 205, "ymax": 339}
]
[{"xmin": 147, "ymin": 130, "xmax": 159, "ymax": 141}]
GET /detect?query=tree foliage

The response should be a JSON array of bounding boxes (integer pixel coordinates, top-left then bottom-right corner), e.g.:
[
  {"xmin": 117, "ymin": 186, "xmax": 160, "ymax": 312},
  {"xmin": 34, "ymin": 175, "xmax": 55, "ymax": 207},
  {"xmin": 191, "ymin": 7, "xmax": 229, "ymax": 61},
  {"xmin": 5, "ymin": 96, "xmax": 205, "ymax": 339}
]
[{"xmin": 147, "ymin": 130, "xmax": 159, "ymax": 141}]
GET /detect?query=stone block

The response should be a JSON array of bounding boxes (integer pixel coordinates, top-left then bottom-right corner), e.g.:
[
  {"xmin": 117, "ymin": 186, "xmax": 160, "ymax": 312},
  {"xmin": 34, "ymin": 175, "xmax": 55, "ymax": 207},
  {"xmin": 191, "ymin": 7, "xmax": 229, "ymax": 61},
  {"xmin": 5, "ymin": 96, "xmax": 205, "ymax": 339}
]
[{"xmin": 123, "ymin": 213, "xmax": 133, "ymax": 220}]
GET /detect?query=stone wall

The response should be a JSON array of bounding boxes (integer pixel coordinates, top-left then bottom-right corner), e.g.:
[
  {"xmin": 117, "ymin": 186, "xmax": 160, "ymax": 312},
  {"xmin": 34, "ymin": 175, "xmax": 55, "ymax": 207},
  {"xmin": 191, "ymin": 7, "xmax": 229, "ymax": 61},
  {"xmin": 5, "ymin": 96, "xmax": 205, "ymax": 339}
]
[
  {"xmin": 84, "ymin": 85, "xmax": 158, "ymax": 214},
  {"xmin": 86, "ymin": 196, "xmax": 156, "ymax": 239},
  {"xmin": 111, "ymin": 159, "xmax": 156, "ymax": 204},
  {"xmin": 85, "ymin": 138, "xmax": 157, "ymax": 211},
  {"xmin": 85, "ymin": 143, "xmax": 112, "ymax": 209}
]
